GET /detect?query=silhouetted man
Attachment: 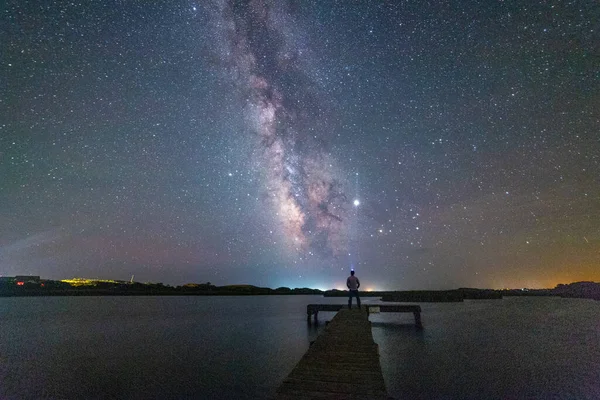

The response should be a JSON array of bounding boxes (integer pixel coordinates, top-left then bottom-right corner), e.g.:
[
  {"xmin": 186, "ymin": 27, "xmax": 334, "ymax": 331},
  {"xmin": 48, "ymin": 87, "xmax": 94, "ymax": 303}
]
[{"xmin": 346, "ymin": 270, "xmax": 361, "ymax": 309}]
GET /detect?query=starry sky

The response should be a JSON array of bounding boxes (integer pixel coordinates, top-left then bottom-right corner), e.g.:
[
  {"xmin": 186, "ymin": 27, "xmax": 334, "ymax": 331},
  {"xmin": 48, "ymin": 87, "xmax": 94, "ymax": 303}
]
[{"xmin": 1, "ymin": 0, "xmax": 598, "ymax": 290}]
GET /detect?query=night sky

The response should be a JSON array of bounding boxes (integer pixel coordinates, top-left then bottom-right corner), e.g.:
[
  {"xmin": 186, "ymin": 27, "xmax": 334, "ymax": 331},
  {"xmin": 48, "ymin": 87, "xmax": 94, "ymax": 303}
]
[{"xmin": 1, "ymin": 0, "xmax": 598, "ymax": 290}]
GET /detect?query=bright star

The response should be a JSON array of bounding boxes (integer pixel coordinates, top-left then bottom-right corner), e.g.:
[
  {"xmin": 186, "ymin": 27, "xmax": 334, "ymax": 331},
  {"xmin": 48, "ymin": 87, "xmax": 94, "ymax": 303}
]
[{"xmin": 353, "ymin": 199, "xmax": 360, "ymax": 206}]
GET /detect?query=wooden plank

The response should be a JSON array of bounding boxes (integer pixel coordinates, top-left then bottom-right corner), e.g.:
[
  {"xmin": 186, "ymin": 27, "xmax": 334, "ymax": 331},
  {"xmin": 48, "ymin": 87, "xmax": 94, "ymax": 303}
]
[
  {"xmin": 289, "ymin": 371, "xmax": 384, "ymax": 384},
  {"xmin": 306, "ymin": 304, "xmax": 422, "ymax": 313},
  {"xmin": 276, "ymin": 308, "xmax": 390, "ymax": 400},
  {"xmin": 376, "ymin": 304, "xmax": 421, "ymax": 313},
  {"xmin": 307, "ymin": 304, "xmax": 345, "ymax": 312},
  {"xmin": 281, "ymin": 378, "xmax": 386, "ymax": 393},
  {"xmin": 277, "ymin": 390, "xmax": 384, "ymax": 400}
]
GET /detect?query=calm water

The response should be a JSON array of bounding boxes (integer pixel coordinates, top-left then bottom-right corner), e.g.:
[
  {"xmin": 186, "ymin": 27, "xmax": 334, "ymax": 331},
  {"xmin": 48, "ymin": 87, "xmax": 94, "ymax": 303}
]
[{"xmin": 0, "ymin": 295, "xmax": 598, "ymax": 399}]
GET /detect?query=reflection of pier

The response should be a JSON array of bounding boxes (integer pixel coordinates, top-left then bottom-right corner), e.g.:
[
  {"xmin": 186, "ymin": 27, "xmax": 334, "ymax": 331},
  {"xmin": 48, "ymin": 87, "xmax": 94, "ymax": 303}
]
[
  {"xmin": 276, "ymin": 308, "xmax": 388, "ymax": 399},
  {"xmin": 306, "ymin": 303, "xmax": 423, "ymax": 328}
]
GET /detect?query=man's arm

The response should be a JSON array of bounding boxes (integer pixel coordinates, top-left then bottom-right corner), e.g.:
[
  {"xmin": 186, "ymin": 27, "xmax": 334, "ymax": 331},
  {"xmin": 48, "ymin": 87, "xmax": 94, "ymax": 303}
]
[
  {"xmin": 346, "ymin": 277, "xmax": 350, "ymax": 288},
  {"xmin": 357, "ymin": 278, "xmax": 360, "ymax": 289}
]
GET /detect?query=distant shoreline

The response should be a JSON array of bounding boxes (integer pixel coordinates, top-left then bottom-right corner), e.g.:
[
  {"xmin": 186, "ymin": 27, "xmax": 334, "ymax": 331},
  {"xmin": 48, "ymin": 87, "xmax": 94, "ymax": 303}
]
[{"xmin": 1, "ymin": 281, "xmax": 598, "ymax": 300}]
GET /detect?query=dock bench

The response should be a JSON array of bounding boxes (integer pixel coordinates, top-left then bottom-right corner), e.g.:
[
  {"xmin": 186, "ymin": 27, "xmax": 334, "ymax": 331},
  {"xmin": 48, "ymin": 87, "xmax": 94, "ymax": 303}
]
[{"xmin": 306, "ymin": 303, "xmax": 423, "ymax": 328}]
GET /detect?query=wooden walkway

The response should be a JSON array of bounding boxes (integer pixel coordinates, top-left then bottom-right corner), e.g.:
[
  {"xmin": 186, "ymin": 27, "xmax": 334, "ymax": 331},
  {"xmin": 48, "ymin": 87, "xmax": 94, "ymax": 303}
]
[{"xmin": 276, "ymin": 308, "xmax": 390, "ymax": 400}]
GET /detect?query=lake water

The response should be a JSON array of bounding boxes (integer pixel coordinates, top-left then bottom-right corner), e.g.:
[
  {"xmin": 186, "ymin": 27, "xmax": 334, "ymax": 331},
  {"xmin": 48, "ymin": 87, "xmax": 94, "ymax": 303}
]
[{"xmin": 0, "ymin": 295, "xmax": 598, "ymax": 399}]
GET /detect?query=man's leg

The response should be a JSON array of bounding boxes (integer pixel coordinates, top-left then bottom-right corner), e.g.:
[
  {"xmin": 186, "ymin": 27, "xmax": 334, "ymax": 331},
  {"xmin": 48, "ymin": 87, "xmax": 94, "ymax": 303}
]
[
  {"xmin": 356, "ymin": 292, "xmax": 361, "ymax": 309},
  {"xmin": 348, "ymin": 291, "xmax": 352, "ymax": 309}
]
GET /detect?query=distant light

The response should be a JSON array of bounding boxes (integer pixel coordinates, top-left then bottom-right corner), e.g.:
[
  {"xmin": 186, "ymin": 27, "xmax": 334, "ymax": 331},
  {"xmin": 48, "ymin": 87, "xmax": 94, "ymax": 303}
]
[
  {"xmin": 353, "ymin": 199, "xmax": 360, "ymax": 206},
  {"xmin": 16, "ymin": 281, "xmax": 24, "ymax": 286}
]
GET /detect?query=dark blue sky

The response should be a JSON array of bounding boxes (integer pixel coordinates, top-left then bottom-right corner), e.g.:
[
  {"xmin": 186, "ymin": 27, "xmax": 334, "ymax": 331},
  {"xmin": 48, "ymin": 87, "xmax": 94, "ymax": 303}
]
[{"xmin": 1, "ymin": 0, "xmax": 598, "ymax": 289}]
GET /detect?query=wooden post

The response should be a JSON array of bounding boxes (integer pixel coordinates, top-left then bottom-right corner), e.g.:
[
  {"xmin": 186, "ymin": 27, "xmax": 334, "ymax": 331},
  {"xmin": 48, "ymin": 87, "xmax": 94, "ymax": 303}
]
[{"xmin": 414, "ymin": 311, "xmax": 423, "ymax": 329}]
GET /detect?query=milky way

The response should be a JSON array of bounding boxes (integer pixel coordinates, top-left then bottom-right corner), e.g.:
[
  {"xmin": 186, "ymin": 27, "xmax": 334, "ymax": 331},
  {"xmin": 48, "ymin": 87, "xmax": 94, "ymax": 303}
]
[{"xmin": 213, "ymin": 0, "xmax": 349, "ymax": 257}]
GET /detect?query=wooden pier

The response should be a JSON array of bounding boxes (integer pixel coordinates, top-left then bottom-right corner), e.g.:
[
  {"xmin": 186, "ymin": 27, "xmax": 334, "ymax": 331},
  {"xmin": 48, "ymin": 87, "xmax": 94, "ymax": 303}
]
[
  {"xmin": 307, "ymin": 304, "xmax": 423, "ymax": 329},
  {"xmin": 276, "ymin": 308, "xmax": 390, "ymax": 399}
]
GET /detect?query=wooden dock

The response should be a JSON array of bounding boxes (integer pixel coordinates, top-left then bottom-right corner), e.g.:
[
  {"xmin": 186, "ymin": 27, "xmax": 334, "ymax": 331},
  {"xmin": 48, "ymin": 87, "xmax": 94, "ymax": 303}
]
[
  {"xmin": 307, "ymin": 304, "xmax": 423, "ymax": 328},
  {"xmin": 276, "ymin": 308, "xmax": 390, "ymax": 400}
]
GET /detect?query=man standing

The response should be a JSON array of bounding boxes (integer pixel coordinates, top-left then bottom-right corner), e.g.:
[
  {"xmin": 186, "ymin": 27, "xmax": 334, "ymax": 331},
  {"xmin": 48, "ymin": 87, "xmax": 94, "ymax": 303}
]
[{"xmin": 346, "ymin": 270, "xmax": 361, "ymax": 309}]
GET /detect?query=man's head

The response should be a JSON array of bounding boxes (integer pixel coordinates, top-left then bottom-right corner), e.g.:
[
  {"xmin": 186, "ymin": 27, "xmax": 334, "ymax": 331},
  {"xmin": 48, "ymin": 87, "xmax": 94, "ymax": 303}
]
[{"xmin": 350, "ymin": 270, "xmax": 355, "ymax": 276}]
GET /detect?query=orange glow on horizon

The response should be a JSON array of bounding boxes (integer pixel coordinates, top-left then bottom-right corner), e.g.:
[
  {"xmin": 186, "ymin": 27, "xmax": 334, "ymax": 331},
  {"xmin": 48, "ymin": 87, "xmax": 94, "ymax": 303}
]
[{"xmin": 490, "ymin": 273, "xmax": 599, "ymax": 290}]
